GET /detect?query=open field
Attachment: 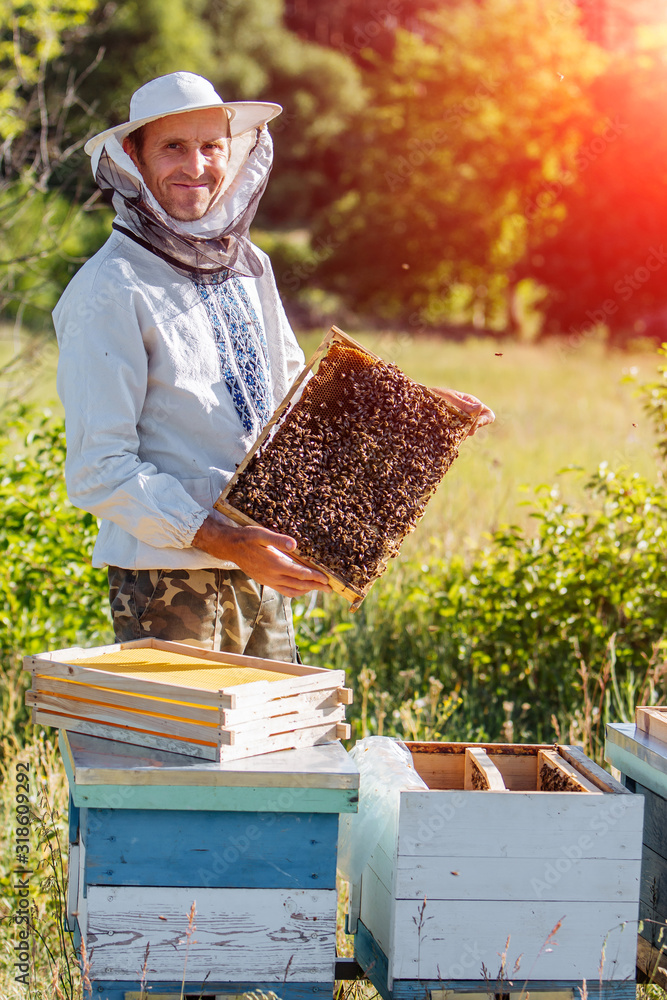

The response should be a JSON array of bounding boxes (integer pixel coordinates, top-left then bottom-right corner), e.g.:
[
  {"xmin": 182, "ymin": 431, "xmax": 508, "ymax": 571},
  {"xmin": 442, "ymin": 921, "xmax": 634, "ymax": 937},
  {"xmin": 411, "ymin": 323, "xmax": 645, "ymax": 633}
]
[
  {"xmin": 298, "ymin": 330, "xmax": 660, "ymax": 555},
  {"xmin": 2, "ymin": 325, "xmax": 661, "ymax": 558}
]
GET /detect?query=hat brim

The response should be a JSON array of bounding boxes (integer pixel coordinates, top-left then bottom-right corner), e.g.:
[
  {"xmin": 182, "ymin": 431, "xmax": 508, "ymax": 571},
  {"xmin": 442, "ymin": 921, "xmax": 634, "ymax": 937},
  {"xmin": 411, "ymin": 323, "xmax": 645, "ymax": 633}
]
[{"xmin": 83, "ymin": 100, "xmax": 282, "ymax": 157}]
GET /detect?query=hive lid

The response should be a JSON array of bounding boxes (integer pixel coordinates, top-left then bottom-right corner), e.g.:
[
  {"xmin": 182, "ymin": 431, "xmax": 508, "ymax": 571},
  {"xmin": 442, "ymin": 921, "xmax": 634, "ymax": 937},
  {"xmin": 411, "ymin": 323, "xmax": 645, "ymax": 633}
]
[
  {"xmin": 60, "ymin": 728, "xmax": 360, "ymax": 790},
  {"xmin": 606, "ymin": 720, "xmax": 667, "ymax": 799}
]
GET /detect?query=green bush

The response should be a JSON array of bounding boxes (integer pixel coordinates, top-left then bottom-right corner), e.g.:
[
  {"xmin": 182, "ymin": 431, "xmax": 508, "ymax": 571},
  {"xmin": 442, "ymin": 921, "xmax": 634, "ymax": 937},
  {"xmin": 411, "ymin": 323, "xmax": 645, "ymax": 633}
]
[
  {"xmin": 295, "ymin": 464, "xmax": 667, "ymax": 761},
  {"xmin": 0, "ymin": 407, "xmax": 112, "ymax": 743}
]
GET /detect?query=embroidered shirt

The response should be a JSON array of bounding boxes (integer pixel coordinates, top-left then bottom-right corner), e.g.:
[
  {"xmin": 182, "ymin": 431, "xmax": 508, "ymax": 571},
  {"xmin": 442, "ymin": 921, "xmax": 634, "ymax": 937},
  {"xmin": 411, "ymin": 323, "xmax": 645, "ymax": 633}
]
[{"xmin": 193, "ymin": 274, "xmax": 271, "ymax": 435}]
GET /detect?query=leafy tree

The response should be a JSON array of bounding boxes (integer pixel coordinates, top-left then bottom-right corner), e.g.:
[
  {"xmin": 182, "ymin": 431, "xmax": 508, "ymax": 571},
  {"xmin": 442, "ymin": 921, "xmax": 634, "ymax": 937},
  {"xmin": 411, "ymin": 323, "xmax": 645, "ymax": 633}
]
[
  {"xmin": 205, "ymin": 0, "xmax": 365, "ymax": 226},
  {"xmin": 283, "ymin": 0, "xmax": 442, "ymax": 65},
  {"xmin": 0, "ymin": 0, "xmax": 96, "ymax": 141},
  {"xmin": 0, "ymin": 0, "xmax": 107, "ymax": 327},
  {"xmin": 60, "ymin": 0, "xmax": 216, "ymax": 131},
  {"xmin": 516, "ymin": 57, "xmax": 667, "ymax": 346},
  {"xmin": 313, "ymin": 0, "xmax": 605, "ymax": 329}
]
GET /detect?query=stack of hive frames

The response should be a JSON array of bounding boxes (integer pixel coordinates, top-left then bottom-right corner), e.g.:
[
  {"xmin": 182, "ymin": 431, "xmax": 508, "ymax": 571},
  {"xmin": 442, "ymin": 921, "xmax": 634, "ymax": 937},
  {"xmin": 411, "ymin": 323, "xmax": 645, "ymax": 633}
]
[
  {"xmin": 24, "ymin": 637, "xmax": 352, "ymax": 762},
  {"xmin": 215, "ymin": 327, "xmax": 481, "ymax": 608}
]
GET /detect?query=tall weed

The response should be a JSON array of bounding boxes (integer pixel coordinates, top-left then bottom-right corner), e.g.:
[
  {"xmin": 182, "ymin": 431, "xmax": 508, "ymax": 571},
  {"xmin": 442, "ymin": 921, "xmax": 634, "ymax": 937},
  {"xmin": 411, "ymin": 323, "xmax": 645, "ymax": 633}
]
[{"xmin": 0, "ymin": 732, "xmax": 83, "ymax": 999}]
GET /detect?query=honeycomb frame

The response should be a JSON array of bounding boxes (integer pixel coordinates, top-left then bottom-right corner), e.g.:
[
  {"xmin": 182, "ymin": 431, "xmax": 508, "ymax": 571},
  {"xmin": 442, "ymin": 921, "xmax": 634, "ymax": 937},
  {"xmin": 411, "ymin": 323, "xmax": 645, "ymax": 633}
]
[{"xmin": 214, "ymin": 327, "xmax": 480, "ymax": 609}]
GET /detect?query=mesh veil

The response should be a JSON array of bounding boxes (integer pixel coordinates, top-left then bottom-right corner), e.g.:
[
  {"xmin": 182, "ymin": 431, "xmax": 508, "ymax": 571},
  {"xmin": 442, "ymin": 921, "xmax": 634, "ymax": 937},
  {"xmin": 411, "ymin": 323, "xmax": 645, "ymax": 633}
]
[{"xmin": 94, "ymin": 128, "xmax": 271, "ymax": 283}]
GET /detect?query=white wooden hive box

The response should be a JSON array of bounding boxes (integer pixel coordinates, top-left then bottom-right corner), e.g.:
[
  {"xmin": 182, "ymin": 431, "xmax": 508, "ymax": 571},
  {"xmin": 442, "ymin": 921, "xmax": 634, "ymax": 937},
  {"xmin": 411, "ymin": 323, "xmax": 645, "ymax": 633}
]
[
  {"xmin": 24, "ymin": 637, "xmax": 351, "ymax": 761},
  {"xmin": 350, "ymin": 740, "xmax": 644, "ymax": 989}
]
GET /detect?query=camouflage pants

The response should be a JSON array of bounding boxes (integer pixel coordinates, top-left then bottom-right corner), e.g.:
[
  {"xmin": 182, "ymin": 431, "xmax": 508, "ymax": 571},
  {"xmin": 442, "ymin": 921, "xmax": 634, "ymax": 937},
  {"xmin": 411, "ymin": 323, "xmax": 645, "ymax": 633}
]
[{"xmin": 108, "ymin": 566, "xmax": 297, "ymax": 662}]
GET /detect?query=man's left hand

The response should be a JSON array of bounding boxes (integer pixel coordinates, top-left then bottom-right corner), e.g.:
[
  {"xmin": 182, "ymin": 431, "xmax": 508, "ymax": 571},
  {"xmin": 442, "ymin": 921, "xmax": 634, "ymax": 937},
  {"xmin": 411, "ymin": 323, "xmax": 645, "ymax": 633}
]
[{"xmin": 429, "ymin": 387, "xmax": 495, "ymax": 436}]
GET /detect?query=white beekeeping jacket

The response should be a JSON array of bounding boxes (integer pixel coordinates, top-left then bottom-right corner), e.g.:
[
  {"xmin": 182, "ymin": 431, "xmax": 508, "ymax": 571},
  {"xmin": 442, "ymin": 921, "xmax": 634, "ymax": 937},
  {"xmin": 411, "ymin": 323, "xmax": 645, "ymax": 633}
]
[{"xmin": 53, "ymin": 129, "xmax": 304, "ymax": 571}]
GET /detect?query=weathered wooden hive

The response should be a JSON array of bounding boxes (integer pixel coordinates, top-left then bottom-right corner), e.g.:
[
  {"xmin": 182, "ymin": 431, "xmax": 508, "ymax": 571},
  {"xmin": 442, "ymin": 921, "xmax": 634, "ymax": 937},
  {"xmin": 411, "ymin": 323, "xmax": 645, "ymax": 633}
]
[
  {"xmin": 344, "ymin": 738, "xmax": 644, "ymax": 1000},
  {"xmin": 61, "ymin": 729, "xmax": 359, "ymax": 999},
  {"xmin": 606, "ymin": 706, "xmax": 667, "ymax": 990},
  {"xmin": 25, "ymin": 637, "xmax": 351, "ymax": 762},
  {"xmin": 215, "ymin": 327, "xmax": 480, "ymax": 608}
]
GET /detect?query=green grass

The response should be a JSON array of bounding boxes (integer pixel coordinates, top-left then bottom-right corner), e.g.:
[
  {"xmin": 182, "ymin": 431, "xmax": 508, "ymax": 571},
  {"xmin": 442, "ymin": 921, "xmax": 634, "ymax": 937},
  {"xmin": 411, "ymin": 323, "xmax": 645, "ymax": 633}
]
[
  {"xmin": 5, "ymin": 323, "xmax": 659, "ymax": 556},
  {"xmin": 0, "ymin": 327, "xmax": 60, "ymax": 412}
]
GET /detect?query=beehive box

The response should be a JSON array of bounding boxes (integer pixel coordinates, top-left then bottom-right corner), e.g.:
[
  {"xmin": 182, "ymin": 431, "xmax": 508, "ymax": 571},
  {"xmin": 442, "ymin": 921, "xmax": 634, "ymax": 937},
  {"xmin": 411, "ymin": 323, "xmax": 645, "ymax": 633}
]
[
  {"xmin": 635, "ymin": 705, "xmax": 667, "ymax": 746},
  {"xmin": 606, "ymin": 716, "xmax": 667, "ymax": 990},
  {"xmin": 215, "ymin": 327, "xmax": 481, "ymax": 609},
  {"xmin": 61, "ymin": 729, "xmax": 359, "ymax": 1000},
  {"xmin": 25, "ymin": 637, "xmax": 351, "ymax": 762},
  {"xmin": 347, "ymin": 739, "xmax": 643, "ymax": 1000}
]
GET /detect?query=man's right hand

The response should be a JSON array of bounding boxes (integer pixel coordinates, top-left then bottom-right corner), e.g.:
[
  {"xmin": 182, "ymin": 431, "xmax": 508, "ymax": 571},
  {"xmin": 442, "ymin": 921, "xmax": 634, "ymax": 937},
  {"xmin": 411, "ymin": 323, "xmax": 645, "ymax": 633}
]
[{"xmin": 192, "ymin": 510, "xmax": 331, "ymax": 597}]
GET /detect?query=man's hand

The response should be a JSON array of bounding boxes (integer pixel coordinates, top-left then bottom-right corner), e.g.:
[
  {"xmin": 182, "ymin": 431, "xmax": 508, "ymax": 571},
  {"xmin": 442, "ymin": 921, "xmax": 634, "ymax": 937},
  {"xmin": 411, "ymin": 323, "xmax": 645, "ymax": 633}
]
[
  {"xmin": 192, "ymin": 510, "xmax": 331, "ymax": 597},
  {"xmin": 429, "ymin": 387, "xmax": 495, "ymax": 436}
]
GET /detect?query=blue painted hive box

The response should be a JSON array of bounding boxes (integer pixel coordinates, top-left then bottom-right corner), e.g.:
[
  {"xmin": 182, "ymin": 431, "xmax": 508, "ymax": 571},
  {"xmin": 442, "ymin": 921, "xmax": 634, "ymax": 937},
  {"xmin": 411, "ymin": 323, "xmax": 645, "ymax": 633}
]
[
  {"xmin": 25, "ymin": 637, "xmax": 351, "ymax": 761},
  {"xmin": 342, "ymin": 737, "xmax": 643, "ymax": 1000},
  {"xmin": 606, "ymin": 717, "xmax": 667, "ymax": 990},
  {"xmin": 62, "ymin": 728, "xmax": 359, "ymax": 1000}
]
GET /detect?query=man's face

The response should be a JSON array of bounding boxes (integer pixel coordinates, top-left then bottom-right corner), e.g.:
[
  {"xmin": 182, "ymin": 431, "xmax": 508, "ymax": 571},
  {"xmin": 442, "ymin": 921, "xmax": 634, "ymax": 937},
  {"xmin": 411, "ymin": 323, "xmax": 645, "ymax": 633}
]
[{"xmin": 123, "ymin": 108, "xmax": 231, "ymax": 222}]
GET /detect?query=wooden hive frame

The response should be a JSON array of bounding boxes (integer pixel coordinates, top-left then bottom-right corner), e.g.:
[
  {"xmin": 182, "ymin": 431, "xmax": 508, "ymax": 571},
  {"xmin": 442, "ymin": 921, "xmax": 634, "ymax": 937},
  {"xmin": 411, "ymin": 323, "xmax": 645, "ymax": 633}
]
[
  {"xmin": 408, "ymin": 741, "xmax": 616, "ymax": 793},
  {"xmin": 24, "ymin": 637, "xmax": 352, "ymax": 762},
  {"xmin": 215, "ymin": 326, "xmax": 481, "ymax": 610}
]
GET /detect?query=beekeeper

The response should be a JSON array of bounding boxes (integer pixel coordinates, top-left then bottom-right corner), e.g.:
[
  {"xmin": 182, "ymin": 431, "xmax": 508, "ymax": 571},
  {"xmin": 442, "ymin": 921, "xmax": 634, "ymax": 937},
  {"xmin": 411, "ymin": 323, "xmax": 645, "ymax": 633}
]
[
  {"xmin": 54, "ymin": 71, "xmax": 331, "ymax": 660},
  {"xmin": 54, "ymin": 71, "xmax": 494, "ymax": 659}
]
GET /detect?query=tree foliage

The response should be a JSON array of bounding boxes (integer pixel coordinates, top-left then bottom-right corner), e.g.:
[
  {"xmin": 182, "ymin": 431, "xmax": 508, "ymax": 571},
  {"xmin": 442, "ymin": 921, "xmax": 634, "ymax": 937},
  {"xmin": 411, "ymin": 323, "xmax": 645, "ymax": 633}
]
[
  {"xmin": 0, "ymin": 0, "xmax": 96, "ymax": 141},
  {"xmin": 5, "ymin": 0, "xmax": 667, "ymax": 336},
  {"xmin": 0, "ymin": 0, "xmax": 108, "ymax": 327},
  {"xmin": 516, "ymin": 58, "xmax": 667, "ymax": 345},
  {"xmin": 313, "ymin": 0, "xmax": 605, "ymax": 329}
]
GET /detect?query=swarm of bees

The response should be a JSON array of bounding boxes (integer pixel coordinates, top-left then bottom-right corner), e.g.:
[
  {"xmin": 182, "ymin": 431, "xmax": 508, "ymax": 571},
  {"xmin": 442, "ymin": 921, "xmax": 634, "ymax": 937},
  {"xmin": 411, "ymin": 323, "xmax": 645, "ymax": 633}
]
[{"xmin": 223, "ymin": 332, "xmax": 478, "ymax": 603}]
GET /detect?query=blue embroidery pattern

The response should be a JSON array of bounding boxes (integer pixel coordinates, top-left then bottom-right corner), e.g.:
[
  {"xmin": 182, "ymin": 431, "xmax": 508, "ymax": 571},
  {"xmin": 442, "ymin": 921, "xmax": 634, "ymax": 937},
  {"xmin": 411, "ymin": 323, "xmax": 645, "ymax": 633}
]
[{"xmin": 194, "ymin": 276, "xmax": 271, "ymax": 433}]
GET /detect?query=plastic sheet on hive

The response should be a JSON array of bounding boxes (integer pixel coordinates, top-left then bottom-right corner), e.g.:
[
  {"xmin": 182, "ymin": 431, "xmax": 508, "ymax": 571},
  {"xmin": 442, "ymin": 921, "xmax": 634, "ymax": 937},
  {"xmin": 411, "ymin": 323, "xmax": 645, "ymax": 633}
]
[
  {"xmin": 337, "ymin": 736, "xmax": 427, "ymax": 885},
  {"xmin": 215, "ymin": 327, "xmax": 481, "ymax": 609}
]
